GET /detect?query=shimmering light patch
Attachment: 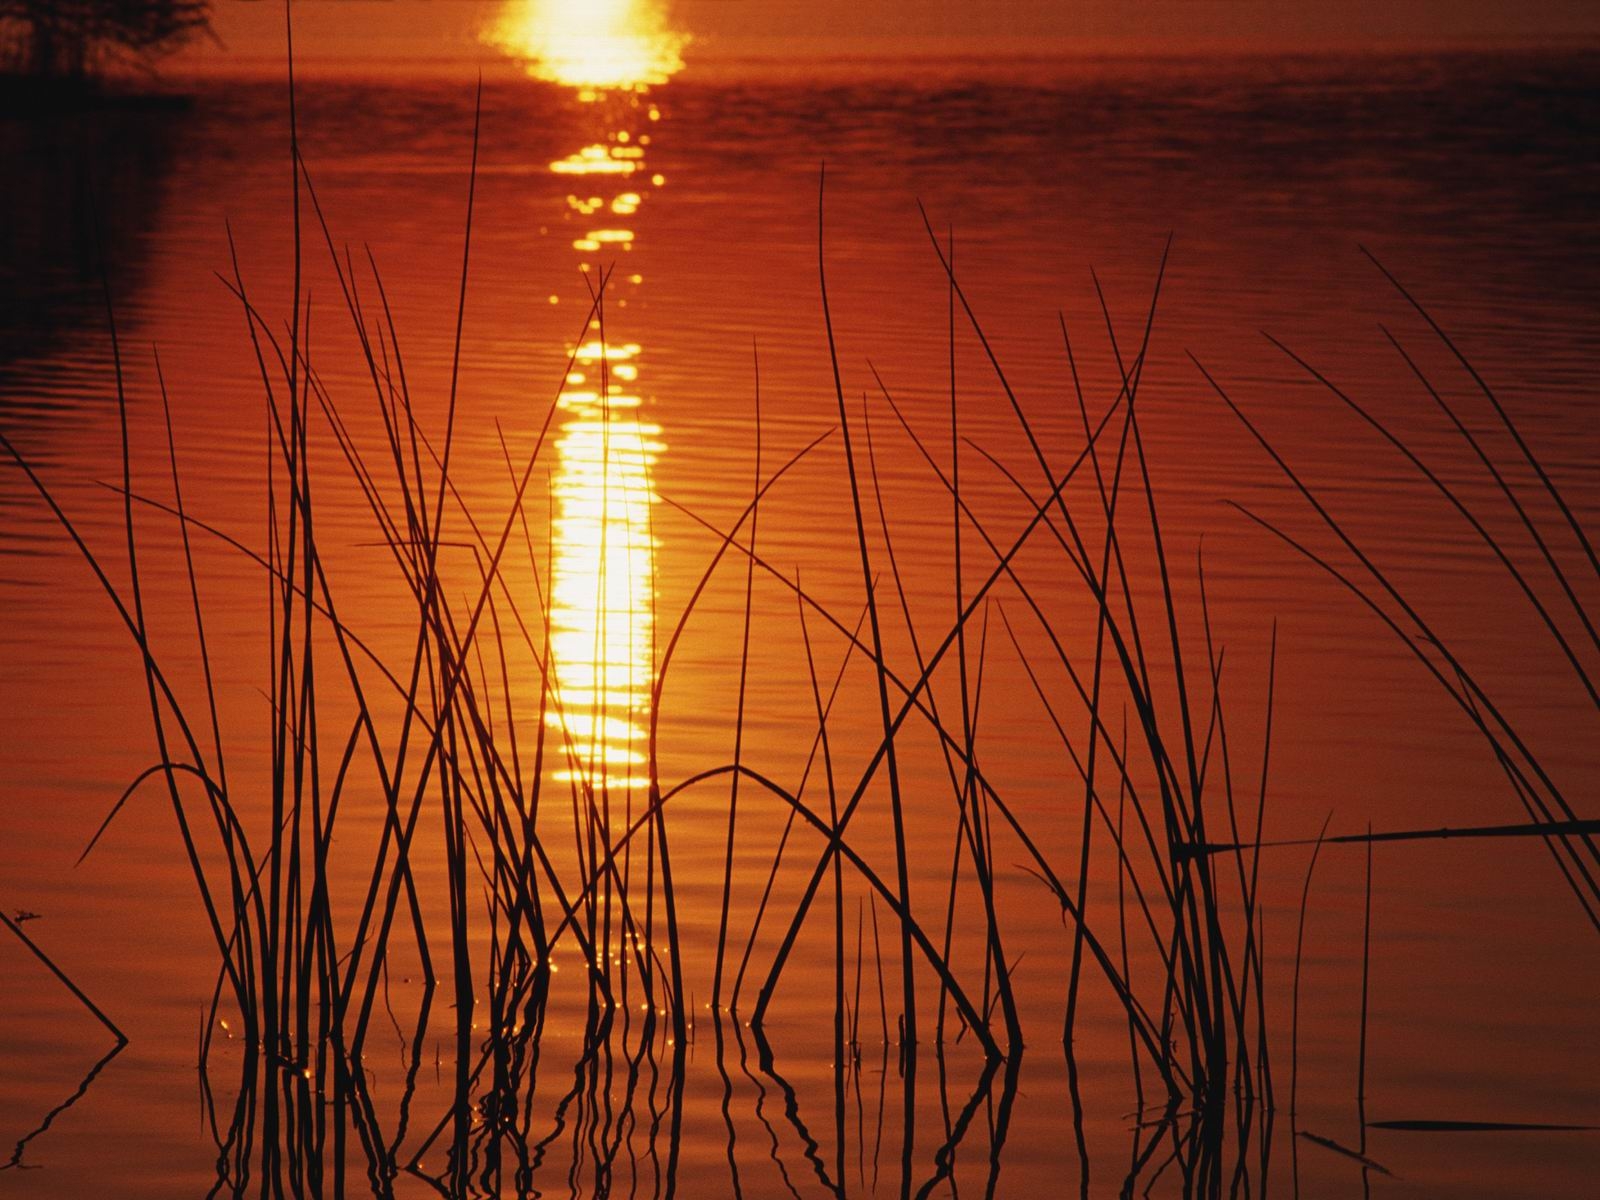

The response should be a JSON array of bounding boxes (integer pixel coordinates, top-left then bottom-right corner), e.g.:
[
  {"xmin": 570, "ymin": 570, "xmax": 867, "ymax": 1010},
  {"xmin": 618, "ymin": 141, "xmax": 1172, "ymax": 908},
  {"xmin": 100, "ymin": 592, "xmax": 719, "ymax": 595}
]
[
  {"xmin": 537, "ymin": 50, "xmax": 667, "ymax": 798},
  {"xmin": 485, "ymin": 0, "xmax": 686, "ymax": 92},
  {"xmin": 559, "ymin": 390, "xmax": 643, "ymax": 411},
  {"xmin": 547, "ymin": 381, "xmax": 663, "ymax": 790},
  {"xmin": 576, "ymin": 340, "xmax": 640, "ymax": 362},
  {"xmin": 551, "ymin": 145, "xmax": 638, "ymax": 176}
]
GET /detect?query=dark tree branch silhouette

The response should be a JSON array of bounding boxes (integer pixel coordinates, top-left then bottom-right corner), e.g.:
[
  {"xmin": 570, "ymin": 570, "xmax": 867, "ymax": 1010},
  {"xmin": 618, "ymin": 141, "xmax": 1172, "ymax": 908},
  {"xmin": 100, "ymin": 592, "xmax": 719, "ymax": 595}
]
[{"xmin": 1, "ymin": 0, "xmax": 208, "ymax": 82}]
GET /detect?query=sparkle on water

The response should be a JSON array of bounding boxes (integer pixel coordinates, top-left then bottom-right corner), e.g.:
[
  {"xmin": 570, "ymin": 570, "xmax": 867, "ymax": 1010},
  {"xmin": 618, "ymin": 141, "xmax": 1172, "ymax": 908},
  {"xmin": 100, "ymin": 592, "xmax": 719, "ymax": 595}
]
[
  {"xmin": 532, "ymin": 46, "xmax": 669, "ymax": 795},
  {"xmin": 485, "ymin": 0, "xmax": 686, "ymax": 92}
]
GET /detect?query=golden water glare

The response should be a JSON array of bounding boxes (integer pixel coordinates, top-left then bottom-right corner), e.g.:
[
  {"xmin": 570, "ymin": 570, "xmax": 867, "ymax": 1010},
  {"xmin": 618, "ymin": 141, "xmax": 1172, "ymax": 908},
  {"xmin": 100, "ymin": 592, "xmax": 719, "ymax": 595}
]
[
  {"xmin": 485, "ymin": 0, "xmax": 686, "ymax": 94},
  {"xmin": 507, "ymin": 4, "xmax": 680, "ymax": 793},
  {"xmin": 547, "ymin": 336, "xmax": 663, "ymax": 790}
]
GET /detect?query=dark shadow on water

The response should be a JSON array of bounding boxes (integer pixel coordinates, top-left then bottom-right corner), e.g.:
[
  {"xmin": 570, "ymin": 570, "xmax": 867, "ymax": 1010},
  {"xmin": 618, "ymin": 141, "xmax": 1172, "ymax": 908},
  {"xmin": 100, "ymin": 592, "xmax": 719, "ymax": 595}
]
[{"xmin": 0, "ymin": 95, "xmax": 187, "ymax": 389}]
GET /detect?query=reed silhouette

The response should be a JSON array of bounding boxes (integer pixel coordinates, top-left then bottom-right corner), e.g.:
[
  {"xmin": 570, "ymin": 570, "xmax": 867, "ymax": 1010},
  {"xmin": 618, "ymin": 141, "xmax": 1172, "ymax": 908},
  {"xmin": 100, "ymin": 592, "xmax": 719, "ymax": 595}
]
[{"xmin": 3, "ymin": 38, "xmax": 1596, "ymax": 1200}]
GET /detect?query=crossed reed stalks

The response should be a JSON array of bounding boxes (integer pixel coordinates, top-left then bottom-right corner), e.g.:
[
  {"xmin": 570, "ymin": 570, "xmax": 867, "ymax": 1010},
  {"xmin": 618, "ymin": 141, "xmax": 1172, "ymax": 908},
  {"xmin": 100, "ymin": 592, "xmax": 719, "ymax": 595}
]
[{"xmin": 3, "ymin": 59, "xmax": 1594, "ymax": 1200}]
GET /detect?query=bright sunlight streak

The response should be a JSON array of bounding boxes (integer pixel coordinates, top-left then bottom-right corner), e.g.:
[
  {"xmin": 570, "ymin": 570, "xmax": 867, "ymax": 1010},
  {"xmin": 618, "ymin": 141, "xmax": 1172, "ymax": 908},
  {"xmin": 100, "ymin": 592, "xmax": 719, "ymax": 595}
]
[{"xmin": 485, "ymin": 0, "xmax": 687, "ymax": 91}]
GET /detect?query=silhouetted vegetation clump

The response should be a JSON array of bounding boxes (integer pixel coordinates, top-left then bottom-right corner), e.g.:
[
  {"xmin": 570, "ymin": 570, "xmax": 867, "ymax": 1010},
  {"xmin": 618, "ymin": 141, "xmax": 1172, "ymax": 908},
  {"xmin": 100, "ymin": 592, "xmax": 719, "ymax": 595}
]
[{"xmin": 0, "ymin": 0, "xmax": 207, "ymax": 87}]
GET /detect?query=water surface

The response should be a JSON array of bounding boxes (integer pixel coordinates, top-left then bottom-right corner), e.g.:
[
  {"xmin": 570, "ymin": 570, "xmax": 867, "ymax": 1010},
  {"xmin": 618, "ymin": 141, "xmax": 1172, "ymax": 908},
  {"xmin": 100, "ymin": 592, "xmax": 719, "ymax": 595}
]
[{"xmin": 1, "ymin": 49, "xmax": 1598, "ymax": 1197}]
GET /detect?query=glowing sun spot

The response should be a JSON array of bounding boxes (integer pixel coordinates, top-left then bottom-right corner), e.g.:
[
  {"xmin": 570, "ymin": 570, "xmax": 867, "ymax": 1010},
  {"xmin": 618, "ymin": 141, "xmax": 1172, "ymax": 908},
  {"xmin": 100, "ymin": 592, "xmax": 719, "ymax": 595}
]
[{"xmin": 485, "ymin": 0, "xmax": 687, "ymax": 92}]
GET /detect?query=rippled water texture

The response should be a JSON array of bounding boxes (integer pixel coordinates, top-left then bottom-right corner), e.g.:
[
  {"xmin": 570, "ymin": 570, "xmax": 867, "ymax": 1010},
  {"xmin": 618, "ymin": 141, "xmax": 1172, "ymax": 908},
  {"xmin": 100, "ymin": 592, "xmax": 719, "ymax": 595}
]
[{"xmin": 1, "ymin": 49, "xmax": 1598, "ymax": 1198}]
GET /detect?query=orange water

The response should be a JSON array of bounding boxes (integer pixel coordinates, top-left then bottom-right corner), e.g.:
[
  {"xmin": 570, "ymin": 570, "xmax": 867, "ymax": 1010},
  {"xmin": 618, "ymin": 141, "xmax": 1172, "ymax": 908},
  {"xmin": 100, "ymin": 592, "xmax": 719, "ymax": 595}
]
[{"xmin": 1, "ymin": 52, "xmax": 1597, "ymax": 1197}]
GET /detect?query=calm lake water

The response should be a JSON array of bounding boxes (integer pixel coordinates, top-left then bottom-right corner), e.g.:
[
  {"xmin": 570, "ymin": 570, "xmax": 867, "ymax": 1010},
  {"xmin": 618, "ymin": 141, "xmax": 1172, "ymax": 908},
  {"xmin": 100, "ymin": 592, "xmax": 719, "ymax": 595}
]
[{"xmin": 2, "ymin": 48, "xmax": 1598, "ymax": 1198}]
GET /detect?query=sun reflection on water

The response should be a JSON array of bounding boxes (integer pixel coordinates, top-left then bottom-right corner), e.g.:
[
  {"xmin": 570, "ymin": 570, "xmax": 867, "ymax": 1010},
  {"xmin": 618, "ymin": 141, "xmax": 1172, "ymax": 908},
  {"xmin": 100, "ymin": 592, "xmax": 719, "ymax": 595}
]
[
  {"xmin": 532, "ymin": 56, "xmax": 675, "ymax": 794},
  {"xmin": 547, "ymin": 335, "xmax": 663, "ymax": 790},
  {"xmin": 485, "ymin": 0, "xmax": 686, "ymax": 94}
]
